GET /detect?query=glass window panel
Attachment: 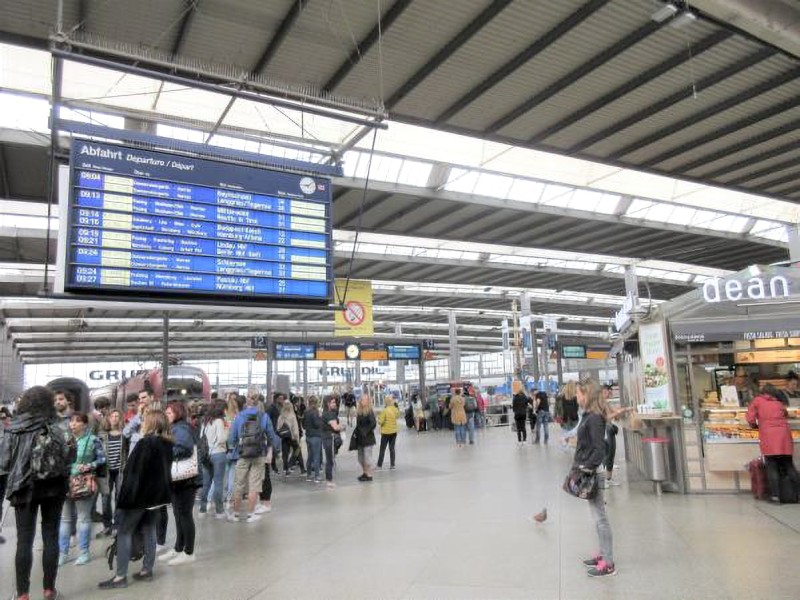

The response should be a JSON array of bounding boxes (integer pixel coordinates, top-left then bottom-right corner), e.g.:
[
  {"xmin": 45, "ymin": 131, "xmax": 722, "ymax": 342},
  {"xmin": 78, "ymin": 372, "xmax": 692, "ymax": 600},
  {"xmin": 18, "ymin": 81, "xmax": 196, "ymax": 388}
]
[
  {"xmin": 473, "ymin": 173, "xmax": 514, "ymax": 198},
  {"xmin": 540, "ymin": 184, "xmax": 573, "ymax": 204},
  {"xmin": 444, "ymin": 168, "xmax": 479, "ymax": 194},
  {"xmin": 396, "ymin": 160, "xmax": 432, "ymax": 187},
  {"xmin": 507, "ymin": 178, "xmax": 545, "ymax": 203},
  {"xmin": 625, "ymin": 198, "xmax": 655, "ymax": 218}
]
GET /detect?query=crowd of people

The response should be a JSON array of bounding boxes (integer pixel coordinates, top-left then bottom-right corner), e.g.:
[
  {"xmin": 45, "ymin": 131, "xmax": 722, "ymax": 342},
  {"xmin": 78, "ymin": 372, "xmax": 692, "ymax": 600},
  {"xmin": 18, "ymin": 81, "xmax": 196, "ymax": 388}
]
[{"xmin": 0, "ymin": 385, "xmax": 385, "ymax": 599}]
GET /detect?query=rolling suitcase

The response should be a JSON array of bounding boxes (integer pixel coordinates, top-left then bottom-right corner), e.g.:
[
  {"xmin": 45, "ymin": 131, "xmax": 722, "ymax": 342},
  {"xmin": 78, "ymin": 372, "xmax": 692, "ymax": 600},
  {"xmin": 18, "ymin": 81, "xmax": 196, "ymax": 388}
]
[{"xmin": 748, "ymin": 458, "xmax": 767, "ymax": 500}]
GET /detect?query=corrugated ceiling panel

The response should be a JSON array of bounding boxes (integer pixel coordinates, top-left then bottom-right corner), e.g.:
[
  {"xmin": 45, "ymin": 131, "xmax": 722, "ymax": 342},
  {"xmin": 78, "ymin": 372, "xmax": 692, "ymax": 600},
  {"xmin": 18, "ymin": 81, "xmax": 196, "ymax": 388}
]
[
  {"xmin": 716, "ymin": 148, "xmax": 800, "ymax": 184},
  {"xmin": 449, "ymin": 0, "xmax": 652, "ymax": 131},
  {"xmin": 333, "ymin": 0, "xmax": 491, "ymax": 104},
  {"xmin": 0, "ymin": 0, "xmax": 80, "ymax": 39},
  {"xmin": 391, "ymin": 0, "xmax": 579, "ymax": 120},
  {"xmin": 544, "ymin": 34, "xmax": 765, "ymax": 149},
  {"xmin": 624, "ymin": 80, "xmax": 800, "ymax": 167},
  {"xmin": 85, "ymin": 0, "xmax": 185, "ymax": 50},
  {"xmin": 177, "ymin": 0, "xmax": 293, "ymax": 69},
  {"xmin": 615, "ymin": 57, "xmax": 799, "ymax": 164},
  {"xmin": 265, "ymin": 0, "xmax": 378, "ymax": 87},
  {"xmin": 662, "ymin": 110, "xmax": 800, "ymax": 175},
  {"xmin": 502, "ymin": 22, "xmax": 718, "ymax": 140}
]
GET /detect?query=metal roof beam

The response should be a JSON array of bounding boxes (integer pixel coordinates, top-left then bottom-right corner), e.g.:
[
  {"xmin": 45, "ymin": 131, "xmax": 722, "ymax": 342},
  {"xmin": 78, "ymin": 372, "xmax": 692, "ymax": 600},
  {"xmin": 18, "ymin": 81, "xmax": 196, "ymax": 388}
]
[
  {"xmin": 251, "ymin": 0, "xmax": 309, "ymax": 74},
  {"xmin": 0, "ymin": 146, "xmax": 9, "ymax": 198},
  {"xmin": 755, "ymin": 172, "xmax": 800, "ymax": 194},
  {"xmin": 674, "ymin": 116, "xmax": 800, "ymax": 173},
  {"xmin": 335, "ymin": 177, "xmax": 786, "ymax": 248},
  {"xmin": 641, "ymin": 94, "xmax": 800, "ymax": 169},
  {"xmin": 528, "ymin": 30, "xmax": 731, "ymax": 144},
  {"xmin": 721, "ymin": 142, "xmax": 800, "ymax": 184},
  {"xmin": 368, "ymin": 197, "xmax": 429, "ymax": 230},
  {"xmin": 435, "ymin": 0, "xmax": 611, "ymax": 123},
  {"xmin": 170, "ymin": 0, "xmax": 199, "ymax": 56},
  {"xmin": 487, "ymin": 20, "xmax": 664, "ymax": 134},
  {"xmin": 323, "ymin": 0, "xmax": 413, "ymax": 93},
  {"xmin": 336, "ymin": 192, "xmax": 393, "ymax": 227},
  {"xmin": 569, "ymin": 47, "xmax": 775, "ymax": 153},
  {"xmin": 613, "ymin": 66, "xmax": 800, "ymax": 160},
  {"xmin": 385, "ymin": 0, "xmax": 514, "ymax": 108}
]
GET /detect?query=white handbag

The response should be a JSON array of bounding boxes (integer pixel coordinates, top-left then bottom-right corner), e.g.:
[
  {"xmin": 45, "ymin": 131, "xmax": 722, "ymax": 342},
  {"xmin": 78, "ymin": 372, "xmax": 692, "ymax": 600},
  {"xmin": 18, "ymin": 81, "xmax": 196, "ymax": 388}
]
[{"xmin": 171, "ymin": 446, "xmax": 199, "ymax": 481}]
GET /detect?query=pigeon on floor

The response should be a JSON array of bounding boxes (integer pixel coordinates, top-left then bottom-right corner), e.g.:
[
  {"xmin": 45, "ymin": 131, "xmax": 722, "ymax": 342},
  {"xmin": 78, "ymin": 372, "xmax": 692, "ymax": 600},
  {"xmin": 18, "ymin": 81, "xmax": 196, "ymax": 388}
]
[{"xmin": 532, "ymin": 508, "xmax": 547, "ymax": 523}]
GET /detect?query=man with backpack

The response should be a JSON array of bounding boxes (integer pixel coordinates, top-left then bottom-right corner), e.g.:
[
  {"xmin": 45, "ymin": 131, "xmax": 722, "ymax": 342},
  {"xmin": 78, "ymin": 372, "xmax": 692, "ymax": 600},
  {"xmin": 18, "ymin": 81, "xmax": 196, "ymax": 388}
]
[
  {"xmin": 227, "ymin": 394, "xmax": 280, "ymax": 523},
  {"xmin": 464, "ymin": 387, "xmax": 479, "ymax": 445}
]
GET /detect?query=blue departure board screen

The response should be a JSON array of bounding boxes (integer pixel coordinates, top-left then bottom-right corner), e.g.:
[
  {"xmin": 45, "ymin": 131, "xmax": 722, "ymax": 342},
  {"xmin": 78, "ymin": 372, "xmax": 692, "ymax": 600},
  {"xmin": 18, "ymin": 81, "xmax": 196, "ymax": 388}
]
[
  {"xmin": 387, "ymin": 345, "xmax": 420, "ymax": 360},
  {"xmin": 275, "ymin": 343, "xmax": 316, "ymax": 360},
  {"xmin": 63, "ymin": 141, "xmax": 332, "ymax": 305}
]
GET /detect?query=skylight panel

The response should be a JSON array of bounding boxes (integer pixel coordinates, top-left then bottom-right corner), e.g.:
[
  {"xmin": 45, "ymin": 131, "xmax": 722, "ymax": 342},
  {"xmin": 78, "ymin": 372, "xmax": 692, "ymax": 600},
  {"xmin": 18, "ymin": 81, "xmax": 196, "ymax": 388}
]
[
  {"xmin": 750, "ymin": 220, "xmax": 788, "ymax": 243},
  {"xmin": 0, "ymin": 93, "xmax": 49, "ymax": 132},
  {"xmin": 540, "ymin": 183, "xmax": 573, "ymax": 205},
  {"xmin": 473, "ymin": 172, "xmax": 514, "ymax": 198},
  {"xmin": 666, "ymin": 205, "xmax": 696, "ymax": 226},
  {"xmin": 396, "ymin": 160, "xmax": 432, "ymax": 187},
  {"xmin": 444, "ymin": 168, "xmax": 479, "ymax": 194},
  {"xmin": 625, "ymin": 198, "xmax": 655, "ymax": 219},
  {"xmin": 371, "ymin": 155, "xmax": 403, "ymax": 183},
  {"xmin": 507, "ymin": 178, "xmax": 545, "ymax": 203}
]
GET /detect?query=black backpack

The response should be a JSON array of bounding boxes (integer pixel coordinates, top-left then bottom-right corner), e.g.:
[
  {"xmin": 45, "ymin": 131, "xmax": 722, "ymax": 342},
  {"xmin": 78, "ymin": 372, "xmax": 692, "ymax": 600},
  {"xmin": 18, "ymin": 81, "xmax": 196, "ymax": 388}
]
[
  {"xmin": 197, "ymin": 424, "xmax": 211, "ymax": 469},
  {"xmin": 31, "ymin": 423, "xmax": 75, "ymax": 481},
  {"xmin": 238, "ymin": 412, "xmax": 266, "ymax": 458}
]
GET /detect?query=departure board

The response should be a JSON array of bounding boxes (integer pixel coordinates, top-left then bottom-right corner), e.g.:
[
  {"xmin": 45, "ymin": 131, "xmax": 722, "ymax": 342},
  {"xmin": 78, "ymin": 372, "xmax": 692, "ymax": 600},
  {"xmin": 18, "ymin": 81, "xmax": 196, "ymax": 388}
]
[
  {"xmin": 275, "ymin": 343, "xmax": 316, "ymax": 360},
  {"xmin": 63, "ymin": 141, "xmax": 332, "ymax": 305}
]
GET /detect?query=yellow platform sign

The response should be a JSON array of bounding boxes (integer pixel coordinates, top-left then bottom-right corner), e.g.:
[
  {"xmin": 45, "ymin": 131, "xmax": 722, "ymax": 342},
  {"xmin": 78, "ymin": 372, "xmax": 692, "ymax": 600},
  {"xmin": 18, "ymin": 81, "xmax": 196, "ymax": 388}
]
[{"xmin": 334, "ymin": 279, "xmax": 373, "ymax": 337}]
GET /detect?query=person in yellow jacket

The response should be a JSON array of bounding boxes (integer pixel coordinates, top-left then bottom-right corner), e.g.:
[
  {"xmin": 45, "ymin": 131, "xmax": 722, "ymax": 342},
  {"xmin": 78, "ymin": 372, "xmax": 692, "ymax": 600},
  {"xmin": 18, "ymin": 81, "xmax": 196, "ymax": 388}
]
[
  {"xmin": 376, "ymin": 398, "xmax": 400, "ymax": 469},
  {"xmin": 449, "ymin": 389, "xmax": 468, "ymax": 448}
]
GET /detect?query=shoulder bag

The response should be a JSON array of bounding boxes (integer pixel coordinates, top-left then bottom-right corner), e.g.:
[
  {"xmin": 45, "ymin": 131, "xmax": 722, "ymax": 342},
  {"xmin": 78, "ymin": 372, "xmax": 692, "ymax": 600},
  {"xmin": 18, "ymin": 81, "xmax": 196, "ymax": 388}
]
[
  {"xmin": 562, "ymin": 466, "xmax": 598, "ymax": 500},
  {"xmin": 171, "ymin": 445, "xmax": 199, "ymax": 482},
  {"xmin": 68, "ymin": 435, "xmax": 98, "ymax": 500}
]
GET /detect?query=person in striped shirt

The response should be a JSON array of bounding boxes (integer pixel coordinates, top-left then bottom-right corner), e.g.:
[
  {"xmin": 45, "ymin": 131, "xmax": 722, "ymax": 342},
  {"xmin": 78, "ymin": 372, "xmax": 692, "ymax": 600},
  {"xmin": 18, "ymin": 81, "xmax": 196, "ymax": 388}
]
[{"xmin": 98, "ymin": 409, "xmax": 125, "ymax": 537}]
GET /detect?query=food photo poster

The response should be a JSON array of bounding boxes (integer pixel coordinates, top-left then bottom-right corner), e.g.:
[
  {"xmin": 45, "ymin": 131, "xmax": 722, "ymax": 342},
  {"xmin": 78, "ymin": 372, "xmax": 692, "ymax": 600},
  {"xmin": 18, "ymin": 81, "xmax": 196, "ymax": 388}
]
[{"xmin": 639, "ymin": 321, "xmax": 674, "ymax": 412}]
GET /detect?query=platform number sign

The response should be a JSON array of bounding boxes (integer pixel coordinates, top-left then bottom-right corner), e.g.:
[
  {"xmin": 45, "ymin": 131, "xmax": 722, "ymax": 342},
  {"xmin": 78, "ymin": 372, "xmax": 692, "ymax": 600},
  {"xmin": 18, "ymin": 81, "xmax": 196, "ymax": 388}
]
[{"xmin": 251, "ymin": 335, "xmax": 268, "ymax": 350}]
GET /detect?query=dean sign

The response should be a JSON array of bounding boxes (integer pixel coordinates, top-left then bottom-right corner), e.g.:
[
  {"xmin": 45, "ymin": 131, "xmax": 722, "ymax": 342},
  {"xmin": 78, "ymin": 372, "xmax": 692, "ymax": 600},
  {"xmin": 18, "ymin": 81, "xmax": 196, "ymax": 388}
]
[{"xmin": 703, "ymin": 274, "xmax": 790, "ymax": 303}]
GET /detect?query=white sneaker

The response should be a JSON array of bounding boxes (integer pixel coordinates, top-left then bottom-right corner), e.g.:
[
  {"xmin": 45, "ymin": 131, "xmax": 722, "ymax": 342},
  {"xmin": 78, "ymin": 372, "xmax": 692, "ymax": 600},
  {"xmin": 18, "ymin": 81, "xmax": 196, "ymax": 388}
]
[
  {"xmin": 214, "ymin": 512, "xmax": 227, "ymax": 520},
  {"xmin": 225, "ymin": 511, "xmax": 239, "ymax": 523},
  {"xmin": 156, "ymin": 544, "xmax": 167, "ymax": 554},
  {"xmin": 246, "ymin": 513, "xmax": 262, "ymax": 524},
  {"xmin": 254, "ymin": 503, "xmax": 271, "ymax": 515},
  {"xmin": 167, "ymin": 552, "xmax": 196, "ymax": 566},
  {"xmin": 158, "ymin": 549, "xmax": 177, "ymax": 562}
]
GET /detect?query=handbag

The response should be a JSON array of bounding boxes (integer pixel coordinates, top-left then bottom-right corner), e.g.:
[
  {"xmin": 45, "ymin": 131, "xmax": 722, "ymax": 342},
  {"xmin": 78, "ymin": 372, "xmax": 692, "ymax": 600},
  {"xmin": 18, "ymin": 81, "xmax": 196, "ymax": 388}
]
[
  {"xmin": 171, "ymin": 446, "xmax": 199, "ymax": 482},
  {"xmin": 68, "ymin": 473, "xmax": 97, "ymax": 500},
  {"xmin": 562, "ymin": 467, "xmax": 598, "ymax": 500},
  {"xmin": 277, "ymin": 424, "xmax": 292, "ymax": 440},
  {"xmin": 68, "ymin": 434, "xmax": 98, "ymax": 499}
]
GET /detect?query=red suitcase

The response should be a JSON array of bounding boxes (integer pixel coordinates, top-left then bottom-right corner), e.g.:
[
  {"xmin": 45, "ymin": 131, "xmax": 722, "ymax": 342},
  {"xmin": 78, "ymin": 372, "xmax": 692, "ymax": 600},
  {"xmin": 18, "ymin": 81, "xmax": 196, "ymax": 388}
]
[{"xmin": 748, "ymin": 458, "xmax": 768, "ymax": 500}]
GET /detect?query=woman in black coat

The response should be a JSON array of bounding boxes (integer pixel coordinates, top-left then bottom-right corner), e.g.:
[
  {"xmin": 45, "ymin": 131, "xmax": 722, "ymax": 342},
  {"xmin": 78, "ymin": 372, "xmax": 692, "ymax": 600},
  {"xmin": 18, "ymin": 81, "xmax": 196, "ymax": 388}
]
[
  {"xmin": 162, "ymin": 402, "xmax": 201, "ymax": 566},
  {"xmin": 1, "ymin": 386, "xmax": 71, "ymax": 600},
  {"xmin": 351, "ymin": 395, "xmax": 377, "ymax": 482},
  {"xmin": 98, "ymin": 408, "xmax": 173, "ymax": 589}
]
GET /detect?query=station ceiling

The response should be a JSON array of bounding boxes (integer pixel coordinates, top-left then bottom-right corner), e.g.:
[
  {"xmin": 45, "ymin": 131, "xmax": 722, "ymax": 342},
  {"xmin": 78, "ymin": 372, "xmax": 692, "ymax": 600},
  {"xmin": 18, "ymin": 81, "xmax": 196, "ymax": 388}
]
[{"xmin": 0, "ymin": 0, "xmax": 797, "ymax": 363}]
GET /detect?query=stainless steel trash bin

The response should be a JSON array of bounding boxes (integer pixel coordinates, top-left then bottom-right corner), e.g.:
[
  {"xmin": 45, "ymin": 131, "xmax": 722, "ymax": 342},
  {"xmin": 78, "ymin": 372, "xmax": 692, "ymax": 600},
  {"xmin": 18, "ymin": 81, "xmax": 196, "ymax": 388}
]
[{"xmin": 642, "ymin": 437, "xmax": 669, "ymax": 495}]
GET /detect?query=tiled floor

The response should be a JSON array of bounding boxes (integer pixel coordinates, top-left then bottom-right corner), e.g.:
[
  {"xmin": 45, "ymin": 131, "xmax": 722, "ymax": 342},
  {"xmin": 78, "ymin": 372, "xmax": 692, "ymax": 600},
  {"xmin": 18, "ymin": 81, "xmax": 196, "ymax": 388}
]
[{"xmin": 1, "ymin": 423, "xmax": 799, "ymax": 599}]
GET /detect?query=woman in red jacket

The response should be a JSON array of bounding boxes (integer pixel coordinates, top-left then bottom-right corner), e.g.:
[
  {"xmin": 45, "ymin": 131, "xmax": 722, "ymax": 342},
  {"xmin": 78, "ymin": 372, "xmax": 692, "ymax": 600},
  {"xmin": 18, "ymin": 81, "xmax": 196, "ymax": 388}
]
[{"xmin": 746, "ymin": 384, "xmax": 800, "ymax": 502}]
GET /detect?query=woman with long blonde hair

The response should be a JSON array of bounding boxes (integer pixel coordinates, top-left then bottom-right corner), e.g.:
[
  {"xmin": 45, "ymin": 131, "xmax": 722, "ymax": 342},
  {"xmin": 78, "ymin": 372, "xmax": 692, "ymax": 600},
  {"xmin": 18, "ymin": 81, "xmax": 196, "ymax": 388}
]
[
  {"xmin": 573, "ymin": 378, "xmax": 616, "ymax": 578},
  {"xmin": 352, "ymin": 395, "xmax": 377, "ymax": 481},
  {"xmin": 98, "ymin": 409, "xmax": 173, "ymax": 589}
]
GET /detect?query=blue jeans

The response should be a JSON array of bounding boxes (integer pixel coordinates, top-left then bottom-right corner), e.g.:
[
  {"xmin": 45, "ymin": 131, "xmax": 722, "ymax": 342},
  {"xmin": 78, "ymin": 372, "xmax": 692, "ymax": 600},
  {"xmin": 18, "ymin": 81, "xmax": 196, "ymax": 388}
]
[
  {"xmin": 201, "ymin": 453, "xmax": 227, "ymax": 514},
  {"xmin": 224, "ymin": 458, "xmax": 237, "ymax": 502},
  {"xmin": 454, "ymin": 424, "xmax": 466, "ymax": 444},
  {"xmin": 466, "ymin": 412, "xmax": 476, "ymax": 443},
  {"xmin": 306, "ymin": 436, "xmax": 322, "ymax": 479},
  {"xmin": 59, "ymin": 495, "xmax": 94, "ymax": 554},
  {"xmin": 115, "ymin": 508, "xmax": 157, "ymax": 578},
  {"xmin": 535, "ymin": 411, "xmax": 550, "ymax": 443}
]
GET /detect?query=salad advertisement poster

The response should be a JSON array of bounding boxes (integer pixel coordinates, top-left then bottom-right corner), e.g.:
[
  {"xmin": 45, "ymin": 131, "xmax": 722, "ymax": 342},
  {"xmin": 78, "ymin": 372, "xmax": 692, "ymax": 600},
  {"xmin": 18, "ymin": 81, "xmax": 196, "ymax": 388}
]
[{"xmin": 639, "ymin": 321, "xmax": 674, "ymax": 411}]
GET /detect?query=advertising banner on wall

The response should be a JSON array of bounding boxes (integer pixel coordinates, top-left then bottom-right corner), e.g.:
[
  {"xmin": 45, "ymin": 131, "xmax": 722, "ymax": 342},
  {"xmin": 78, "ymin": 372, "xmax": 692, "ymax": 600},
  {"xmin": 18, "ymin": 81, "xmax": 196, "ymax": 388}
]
[
  {"xmin": 334, "ymin": 279, "xmax": 373, "ymax": 337},
  {"xmin": 638, "ymin": 321, "xmax": 674, "ymax": 411}
]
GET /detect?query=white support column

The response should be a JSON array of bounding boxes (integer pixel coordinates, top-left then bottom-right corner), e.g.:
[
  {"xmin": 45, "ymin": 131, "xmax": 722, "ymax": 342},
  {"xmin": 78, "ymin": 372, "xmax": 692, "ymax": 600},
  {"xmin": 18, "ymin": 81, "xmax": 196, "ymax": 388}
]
[
  {"xmin": 448, "ymin": 310, "xmax": 460, "ymax": 381},
  {"xmin": 788, "ymin": 224, "xmax": 800, "ymax": 266}
]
